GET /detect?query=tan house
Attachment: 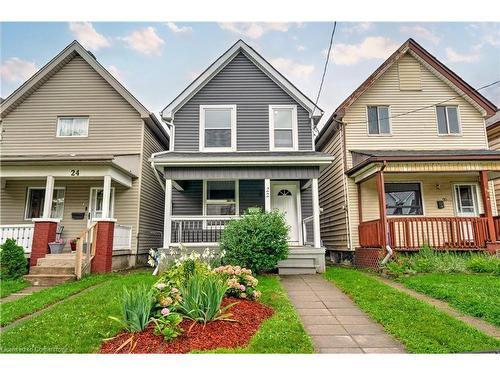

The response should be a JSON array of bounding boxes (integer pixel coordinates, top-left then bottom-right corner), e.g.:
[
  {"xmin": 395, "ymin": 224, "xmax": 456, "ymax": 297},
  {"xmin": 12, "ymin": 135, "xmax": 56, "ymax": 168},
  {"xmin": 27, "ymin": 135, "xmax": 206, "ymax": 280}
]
[
  {"xmin": 0, "ymin": 41, "xmax": 169, "ymax": 279},
  {"xmin": 315, "ymin": 38, "xmax": 499, "ymax": 267},
  {"xmin": 487, "ymin": 110, "xmax": 500, "ymax": 212}
]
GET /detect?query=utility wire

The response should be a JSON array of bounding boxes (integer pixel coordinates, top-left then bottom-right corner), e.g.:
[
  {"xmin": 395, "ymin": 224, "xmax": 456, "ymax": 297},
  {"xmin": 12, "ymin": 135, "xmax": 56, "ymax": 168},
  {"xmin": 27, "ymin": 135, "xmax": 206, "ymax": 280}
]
[
  {"xmin": 342, "ymin": 79, "xmax": 500, "ymax": 125},
  {"xmin": 312, "ymin": 21, "xmax": 337, "ymax": 136}
]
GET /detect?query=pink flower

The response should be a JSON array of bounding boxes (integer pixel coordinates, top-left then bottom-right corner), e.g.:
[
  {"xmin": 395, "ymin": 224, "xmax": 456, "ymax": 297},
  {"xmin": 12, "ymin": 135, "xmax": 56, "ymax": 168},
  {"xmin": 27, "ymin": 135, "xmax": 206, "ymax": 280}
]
[
  {"xmin": 171, "ymin": 288, "xmax": 179, "ymax": 294},
  {"xmin": 161, "ymin": 308, "xmax": 170, "ymax": 316},
  {"xmin": 239, "ymin": 284, "xmax": 246, "ymax": 291}
]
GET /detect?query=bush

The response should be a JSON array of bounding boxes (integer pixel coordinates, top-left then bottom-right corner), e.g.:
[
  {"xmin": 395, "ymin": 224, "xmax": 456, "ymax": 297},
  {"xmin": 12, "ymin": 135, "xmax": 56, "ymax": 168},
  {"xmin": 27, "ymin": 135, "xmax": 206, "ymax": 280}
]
[
  {"xmin": 213, "ymin": 265, "xmax": 261, "ymax": 300},
  {"xmin": 150, "ymin": 312, "xmax": 183, "ymax": 341},
  {"xmin": 0, "ymin": 239, "xmax": 28, "ymax": 280},
  {"xmin": 466, "ymin": 255, "xmax": 500, "ymax": 275},
  {"xmin": 220, "ymin": 209, "xmax": 289, "ymax": 273},
  {"xmin": 112, "ymin": 284, "xmax": 153, "ymax": 332}
]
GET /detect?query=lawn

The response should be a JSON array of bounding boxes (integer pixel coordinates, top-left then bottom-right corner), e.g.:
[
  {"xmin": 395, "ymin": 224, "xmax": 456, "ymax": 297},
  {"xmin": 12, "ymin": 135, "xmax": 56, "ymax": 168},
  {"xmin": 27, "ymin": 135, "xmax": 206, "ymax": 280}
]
[
  {"xmin": 397, "ymin": 273, "xmax": 500, "ymax": 326},
  {"xmin": 198, "ymin": 275, "xmax": 313, "ymax": 354},
  {"xmin": 0, "ymin": 273, "xmax": 116, "ymax": 326},
  {"xmin": 0, "ymin": 279, "xmax": 30, "ymax": 298},
  {"xmin": 324, "ymin": 267, "xmax": 500, "ymax": 353}
]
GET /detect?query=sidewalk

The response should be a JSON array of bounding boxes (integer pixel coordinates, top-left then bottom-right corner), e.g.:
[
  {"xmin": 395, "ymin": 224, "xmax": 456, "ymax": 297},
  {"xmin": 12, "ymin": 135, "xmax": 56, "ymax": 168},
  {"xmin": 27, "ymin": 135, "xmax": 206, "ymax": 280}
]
[{"xmin": 281, "ymin": 274, "xmax": 406, "ymax": 353}]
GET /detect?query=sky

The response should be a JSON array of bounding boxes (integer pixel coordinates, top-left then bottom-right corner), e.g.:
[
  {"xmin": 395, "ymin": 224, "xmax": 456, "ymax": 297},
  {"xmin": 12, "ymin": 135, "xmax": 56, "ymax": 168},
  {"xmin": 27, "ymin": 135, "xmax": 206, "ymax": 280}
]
[{"xmin": 1, "ymin": 22, "xmax": 499, "ymax": 129}]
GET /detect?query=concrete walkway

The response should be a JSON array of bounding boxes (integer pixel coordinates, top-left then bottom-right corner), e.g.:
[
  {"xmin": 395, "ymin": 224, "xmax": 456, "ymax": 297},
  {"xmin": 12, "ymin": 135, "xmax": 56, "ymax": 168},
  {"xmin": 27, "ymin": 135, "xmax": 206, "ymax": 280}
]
[
  {"xmin": 282, "ymin": 275, "xmax": 406, "ymax": 353},
  {"xmin": 0, "ymin": 286, "xmax": 48, "ymax": 303}
]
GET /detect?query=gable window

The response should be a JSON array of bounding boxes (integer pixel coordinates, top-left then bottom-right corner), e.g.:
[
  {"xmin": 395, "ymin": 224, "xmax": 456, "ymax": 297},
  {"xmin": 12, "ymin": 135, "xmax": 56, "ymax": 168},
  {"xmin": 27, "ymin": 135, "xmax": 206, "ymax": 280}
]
[
  {"xmin": 57, "ymin": 117, "xmax": 89, "ymax": 137},
  {"xmin": 436, "ymin": 106, "xmax": 460, "ymax": 134},
  {"xmin": 25, "ymin": 187, "xmax": 65, "ymax": 220},
  {"xmin": 269, "ymin": 105, "xmax": 298, "ymax": 150},
  {"xmin": 200, "ymin": 105, "xmax": 236, "ymax": 151},
  {"xmin": 367, "ymin": 106, "xmax": 390, "ymax": 135},
  {"xmin": 385, "ymin": 183, "xmax": 423, "ymax": 216},
  {"xmin": 203, "ymin": 180, "xmax": 238, "ymax": 216}
]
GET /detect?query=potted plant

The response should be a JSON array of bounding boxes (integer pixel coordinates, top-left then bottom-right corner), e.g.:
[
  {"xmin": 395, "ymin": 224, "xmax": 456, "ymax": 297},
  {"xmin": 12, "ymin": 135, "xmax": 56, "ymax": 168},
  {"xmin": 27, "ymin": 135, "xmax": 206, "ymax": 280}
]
[
  {"xmin": 70, "ymin": 239, "xmax": 78, "ymax": 251},
  {"xmin": 48, "ymin": 238, "xmax": 66, "ymax": 254}
]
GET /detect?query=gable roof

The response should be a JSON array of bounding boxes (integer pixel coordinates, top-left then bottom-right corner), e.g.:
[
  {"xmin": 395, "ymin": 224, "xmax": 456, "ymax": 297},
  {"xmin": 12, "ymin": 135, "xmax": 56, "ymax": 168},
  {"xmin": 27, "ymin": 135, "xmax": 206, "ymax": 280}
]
[
  {"xmin": 316, "ymin": 38, "xmax": 497, "ymax": 149},
  {"xmin": 161, "ymin": 39, "xmax": 323, "ymax": 123},
  {"xmin": 0, "ymin": 40, "xmax": 169, "ymax": 146}
]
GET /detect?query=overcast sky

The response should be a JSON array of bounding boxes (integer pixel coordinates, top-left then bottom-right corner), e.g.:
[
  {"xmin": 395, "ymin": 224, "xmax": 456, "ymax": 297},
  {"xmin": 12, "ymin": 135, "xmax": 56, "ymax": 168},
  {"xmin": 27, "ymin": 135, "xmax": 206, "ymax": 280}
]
[{"xmin": 1, "ymin": 22, "xmax": 499, "ymax": 128}]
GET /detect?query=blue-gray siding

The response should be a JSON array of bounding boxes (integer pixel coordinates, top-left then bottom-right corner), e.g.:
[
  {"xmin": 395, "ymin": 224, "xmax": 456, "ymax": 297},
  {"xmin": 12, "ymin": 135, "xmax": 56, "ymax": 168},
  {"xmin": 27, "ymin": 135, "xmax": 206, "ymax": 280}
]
[
  {"xmin": 173, "ymin": 52, "xmax": 313, "ymax": 152},
  {"xmin": 163, "ymin": 166, "xmax": 319, "ymax": 180}
]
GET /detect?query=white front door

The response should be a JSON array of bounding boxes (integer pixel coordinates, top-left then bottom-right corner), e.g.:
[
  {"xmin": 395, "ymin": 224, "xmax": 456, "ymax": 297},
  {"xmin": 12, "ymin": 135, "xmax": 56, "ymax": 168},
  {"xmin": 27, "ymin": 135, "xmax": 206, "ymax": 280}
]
[
  {"xmin": 271, "ymin": 182, "xmax": 300, "ymax": 244},
  {"xmin": 88, "ymin": 187, "xmax": 115, "ymax": 224},
  {"xmin": 454, "ymin": 184, "xmax": 479, "ymax": 217}
]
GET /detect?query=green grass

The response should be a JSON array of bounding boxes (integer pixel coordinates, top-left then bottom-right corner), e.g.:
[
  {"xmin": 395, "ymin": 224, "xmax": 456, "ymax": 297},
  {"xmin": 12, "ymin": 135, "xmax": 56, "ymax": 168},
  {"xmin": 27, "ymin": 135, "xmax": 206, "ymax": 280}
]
[
  {"xmin": 194, "ymin": 275, "xmax": 313, "ymax": 354},
  {"xmin": 0, "ymin": 271, "xmax": 156, "ymax": 353},
  {"xmin": 398, "ymin": 273, "xmax": 500, "ymax": 326},
  {"xmin": 324, "ymin": 267, "xmax": 500, "ymax": 353},
  {"xmin": 0, "ymin": 273, "xmax": 117, "ymax": 327},
  {"xmin": 0, "ymin": 279, "xmax": 30, "ymax": 298}
]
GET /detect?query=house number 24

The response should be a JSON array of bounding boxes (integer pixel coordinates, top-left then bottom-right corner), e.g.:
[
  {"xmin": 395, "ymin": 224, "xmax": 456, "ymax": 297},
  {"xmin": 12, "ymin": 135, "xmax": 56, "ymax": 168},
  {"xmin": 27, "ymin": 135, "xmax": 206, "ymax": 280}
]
[{"xmin": 70, "ymin": 169, "xmax": 80, "ymax": 176}]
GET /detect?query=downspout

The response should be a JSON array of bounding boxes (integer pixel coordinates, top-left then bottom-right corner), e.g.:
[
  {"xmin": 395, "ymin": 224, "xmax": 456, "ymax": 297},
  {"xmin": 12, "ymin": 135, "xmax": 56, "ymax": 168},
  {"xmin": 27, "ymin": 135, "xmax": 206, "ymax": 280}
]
[
  {"xmin": 150, "ymin": 117, "xmax": 175, "ymax": 192},
  {"xmin": 378, "ymin": 161, "xmax": 393, "ymax": 265}
]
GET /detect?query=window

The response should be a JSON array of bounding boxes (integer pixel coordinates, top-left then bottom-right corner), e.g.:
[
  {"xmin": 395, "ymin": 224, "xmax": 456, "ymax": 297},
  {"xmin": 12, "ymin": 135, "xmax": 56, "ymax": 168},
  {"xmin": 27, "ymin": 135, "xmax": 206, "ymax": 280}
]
[
  {"xmin": 200, "ymin": 105, "xmax": 236, "ymax": 151},
  {"xmin": 385, "ymin": 183, "xmax": 423, "ymax": 216},
  {"xmin": 454, "ymin": 184, "xmax": 478, "ymax": 215},
  {"xmin": 25, "ymin": 187, "xmax": 65, "ymax": 220},
  {"xmin": 367, "ymin": 106, "xmax": 390, "ymax": 135},
  {"xmin": 436, "ymin": 106, "xmax": 460, "ymax": 134},
  {"xmin": 269, "ymin": 105, "xmax": 298, "ymax": 150},
  {"xmin": 204, "ymin": 180, "xmax": 238, "ymax": 216},
  {"xmin": 57, "ymin": 117, "xmax": 89, "ymax": 137}
]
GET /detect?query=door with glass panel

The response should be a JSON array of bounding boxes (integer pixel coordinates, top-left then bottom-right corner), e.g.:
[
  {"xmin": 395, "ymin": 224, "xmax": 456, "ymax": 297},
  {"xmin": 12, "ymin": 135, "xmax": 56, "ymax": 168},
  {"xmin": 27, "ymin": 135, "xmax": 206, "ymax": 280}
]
[{"xmin": 453, "ymin": 184, "xmax": 479, "ymax": 242}]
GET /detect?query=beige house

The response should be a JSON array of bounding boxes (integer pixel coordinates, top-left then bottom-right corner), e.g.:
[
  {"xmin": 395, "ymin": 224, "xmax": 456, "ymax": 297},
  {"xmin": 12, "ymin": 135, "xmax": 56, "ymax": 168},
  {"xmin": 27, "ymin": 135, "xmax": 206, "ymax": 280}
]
[
  {"xmin": 0, "ymin": 41, "xmax": 169, "ymax": 272},
  {"xmin": 315, "ymin": 38, "xmax": 499, "ymax": 267}
]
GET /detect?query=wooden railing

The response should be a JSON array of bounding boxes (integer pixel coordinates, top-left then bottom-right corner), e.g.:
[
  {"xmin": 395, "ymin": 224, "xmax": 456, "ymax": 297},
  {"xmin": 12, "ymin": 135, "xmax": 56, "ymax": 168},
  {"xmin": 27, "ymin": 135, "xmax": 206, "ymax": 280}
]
[
  {"xmin": 74, "ymin": 222, "xmax": 98, "ymax": 279},
  {"xmin": 494, "ymin": 216, "xmax": 500, "ymax": 241},
  {"xmin": 359, "ymin": 217, "xmax": 490, "ymax": 250},
  {"xmin": 0, "ymin": 224, "xmax": 34, "ymax": 252},
  {"xmin": 171, "ymin": 216, "xmax": 238, "ymax": 244}
]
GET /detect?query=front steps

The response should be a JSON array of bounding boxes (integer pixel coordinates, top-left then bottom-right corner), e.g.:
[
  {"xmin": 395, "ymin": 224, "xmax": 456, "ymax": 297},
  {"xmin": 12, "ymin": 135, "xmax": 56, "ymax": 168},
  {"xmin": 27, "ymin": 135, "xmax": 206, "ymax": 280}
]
[
  {"xmin": 25, "ymin": 253, "xmax": 77, "ymax": 286},
  {"xmin": 278, "ymin": 246, "xmax": 326, "ymax": 275}
]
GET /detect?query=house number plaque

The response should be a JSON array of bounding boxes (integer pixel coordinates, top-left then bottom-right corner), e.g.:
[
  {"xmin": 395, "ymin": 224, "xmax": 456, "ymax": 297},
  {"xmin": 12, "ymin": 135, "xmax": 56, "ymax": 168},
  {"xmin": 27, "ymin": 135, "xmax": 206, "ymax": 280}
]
[{"xmin": 70, "ymin": 169, "xmax": 80, "ymax": 176}]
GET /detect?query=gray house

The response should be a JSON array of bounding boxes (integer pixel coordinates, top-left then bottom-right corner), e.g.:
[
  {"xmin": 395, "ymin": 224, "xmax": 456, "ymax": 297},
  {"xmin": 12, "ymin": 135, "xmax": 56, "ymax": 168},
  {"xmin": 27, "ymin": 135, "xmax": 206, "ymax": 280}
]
[{"xmin": 151, "ymin": 40, "xmax": 333, "ymax": 274}]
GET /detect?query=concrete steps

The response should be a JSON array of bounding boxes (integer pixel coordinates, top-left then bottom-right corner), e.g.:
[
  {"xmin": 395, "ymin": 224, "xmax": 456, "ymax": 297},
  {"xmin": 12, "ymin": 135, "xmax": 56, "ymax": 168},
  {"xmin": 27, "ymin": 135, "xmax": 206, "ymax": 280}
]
[
  {"xmin": 25, "ymin": 254, "xmax": 77, "ymax": 286},
  {"xmin": 278, "ymin": 246, "xmax": 326, "ymax": 275}
]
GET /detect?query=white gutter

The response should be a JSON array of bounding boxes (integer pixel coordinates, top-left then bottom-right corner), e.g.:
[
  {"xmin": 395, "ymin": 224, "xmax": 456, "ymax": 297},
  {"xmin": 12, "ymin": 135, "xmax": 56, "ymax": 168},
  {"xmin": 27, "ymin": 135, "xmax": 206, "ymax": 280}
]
[{"xmin": 381, "ymin": 245, "xmax": 393, "ymax": 265}]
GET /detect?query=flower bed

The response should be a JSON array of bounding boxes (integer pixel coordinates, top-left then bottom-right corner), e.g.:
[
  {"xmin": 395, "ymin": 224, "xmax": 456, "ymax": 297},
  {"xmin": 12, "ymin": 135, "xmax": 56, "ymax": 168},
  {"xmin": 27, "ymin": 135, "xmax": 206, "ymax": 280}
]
[{"xmin": 100, "ymin": 297, "xmax": 273, "ymax": 353}]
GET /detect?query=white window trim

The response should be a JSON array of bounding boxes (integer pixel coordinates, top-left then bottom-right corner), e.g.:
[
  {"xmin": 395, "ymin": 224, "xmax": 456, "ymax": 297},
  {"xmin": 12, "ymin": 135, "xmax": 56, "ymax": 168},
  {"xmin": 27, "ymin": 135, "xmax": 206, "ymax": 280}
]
[
  {"xmin": 269, "ymin": 105, "xmax": 299, "ymax": 151},
  {"xmin": 88, "ymin": 187, "xmax": 116, "ymax": 220},
  {"xmin": 453, "ymin": 183, "xmax": 480, "ymax": 216},
  {"xmin": 56, "ymin": 117, "xmax": 89, "ymax": 138},
  {"xmin": 384, "ymin": 181, "xmax": 425, "ymax": 217},
  {"xmin": 24, "ymin": 186, "xmax": 66, "ymax": 220},
  {"xmin": 202, "ymin": 180, "xmax": 240, "ymax": 221},
  {"xmin": 366, "ymin": 105, "xmax": 392, "ymax": 136},
  {"xmin": 436, "ymin": 105, "xmax": 462, "ymax": 136},
  {"xmin": 199, "ymin": 105, "xmax": 237, "ymax": 152}
]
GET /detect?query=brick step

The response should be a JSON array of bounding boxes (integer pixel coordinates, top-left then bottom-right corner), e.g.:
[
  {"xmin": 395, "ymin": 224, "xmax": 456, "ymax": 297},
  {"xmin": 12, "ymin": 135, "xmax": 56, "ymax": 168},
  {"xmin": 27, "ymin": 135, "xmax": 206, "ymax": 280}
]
[
  {"xmin": 37, "ymin": 258, "xmax": 75, "ymax": 267},
  {"xmin": 29, "ymin": 265, "xmax": 75, "ymax": 275},
  {"xmin": 278, "ymin": 267, "xmax": 317, "ymax": 275},
  {"xmin": 25, "ymin": 274, "xmax": 76, "ymax": 287}
]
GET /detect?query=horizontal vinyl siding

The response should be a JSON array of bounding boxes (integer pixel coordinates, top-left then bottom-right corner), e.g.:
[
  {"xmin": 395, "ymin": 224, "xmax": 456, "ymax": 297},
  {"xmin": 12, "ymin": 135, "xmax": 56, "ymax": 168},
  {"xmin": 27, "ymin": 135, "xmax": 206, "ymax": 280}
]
[
  {"xmin": 1, "ymin": 56, "xmax": 143, "ymax": 156},
  {"xmin": 172, "ymin": 181, "xmax": 203, "ymax": 216},
  {"xmin": 487, "ymin": 126, "xmax": 500, "ymax": 214},
  {"xmin": 0, "ymin": 179, "xmax": 139, "ymax": 253},
  {"xmin": 239, "ymin": 180, "xmax": 264, "ymax": 214},
  {"xmin": 173, "ymin": 52, "xmax": 313, "ymax": 152},
  {"xmin": 344, "ymin": 53, "xmax": 488, "ymax": 170},
  {"xmin": 137, "ymin": 125, "xmax": 167, "ymax": 253},
  {"xmin": 317, "ymin": 127, "xmax": 349, "ymax": 251}
]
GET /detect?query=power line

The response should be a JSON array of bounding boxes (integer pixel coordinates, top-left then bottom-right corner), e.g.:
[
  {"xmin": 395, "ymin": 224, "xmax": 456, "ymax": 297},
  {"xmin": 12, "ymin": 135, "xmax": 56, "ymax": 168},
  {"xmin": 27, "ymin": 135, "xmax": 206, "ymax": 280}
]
[
  {"xmin": 343, "ymin": 79, "xmax": 500, "ymax": 125},
  {"xmin": 312, "ymin": 21, "xmax": 337, "ymax": 135}
]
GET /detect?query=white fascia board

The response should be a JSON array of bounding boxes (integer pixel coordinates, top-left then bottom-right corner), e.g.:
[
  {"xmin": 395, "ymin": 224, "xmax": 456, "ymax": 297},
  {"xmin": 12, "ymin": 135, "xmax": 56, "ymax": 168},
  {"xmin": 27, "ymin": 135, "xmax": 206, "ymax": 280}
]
[
  {"xmin": 151, "ymin": 156, "xmax": 334, "ymax": 168},
  {"xmin": 161, "ymin": 40, "xmax": 322, "ymax": 121}
]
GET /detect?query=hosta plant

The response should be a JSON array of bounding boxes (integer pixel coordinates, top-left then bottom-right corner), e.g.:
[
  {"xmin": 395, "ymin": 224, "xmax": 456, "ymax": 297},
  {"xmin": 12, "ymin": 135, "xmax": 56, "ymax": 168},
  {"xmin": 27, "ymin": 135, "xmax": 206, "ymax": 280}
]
[{"xmin": 213, "ymin": 265, "xmax": 262, "ymax": 300}]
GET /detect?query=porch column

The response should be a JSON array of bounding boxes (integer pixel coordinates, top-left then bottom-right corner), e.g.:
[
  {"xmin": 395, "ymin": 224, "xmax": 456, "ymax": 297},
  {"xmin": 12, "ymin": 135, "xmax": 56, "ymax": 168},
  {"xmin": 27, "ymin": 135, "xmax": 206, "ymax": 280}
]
[
  {"xmin": 42, "ymin": 175, "xmax": 55, "ymax": 218},
  {"xmin": 479, "ymin": 170, "xmax": 496, "ymax": 242},
  {"xmin": 163, "ymin": 179, "xmax": 172, "ymax": 248},
  {"xmin": 264, "ymin": 179, "xmax": 271, "ymax": 212},
  {"xmin": 102, "ymin": 175, "xmax": 112, "ymax": 219},
  {"xmin": 312, "ymin": 178, "xmax": 321, "ymax": 248},
  {"xmin": 375, "ymin": 171, "xmax": 387, "ymax": 248}
]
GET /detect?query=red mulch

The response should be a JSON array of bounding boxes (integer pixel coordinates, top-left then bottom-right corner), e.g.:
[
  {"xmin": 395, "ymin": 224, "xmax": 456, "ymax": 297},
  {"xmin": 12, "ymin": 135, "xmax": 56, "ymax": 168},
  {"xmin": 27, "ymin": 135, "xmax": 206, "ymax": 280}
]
[{"xmin": 99, "ymin": 298, "xmax": 274, "ymax": 354}]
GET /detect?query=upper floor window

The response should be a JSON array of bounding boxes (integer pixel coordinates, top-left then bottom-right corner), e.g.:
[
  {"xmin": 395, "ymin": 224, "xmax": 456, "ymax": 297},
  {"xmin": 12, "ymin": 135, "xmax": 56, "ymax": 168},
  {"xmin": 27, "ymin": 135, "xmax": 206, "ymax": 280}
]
[
  {"xmin": 367, "ymin": 106, "xmax": 390, "ymax": 135},
  {"xmin": 436, "ymin": 106, "xmax": 460, "ymax": 135},
  {"xmin": 57, "ymin": 117, "xmax": 89, "ymax": 137},
  {"xmin": 25, "ymin": 187, "xmax": 65, "ymax": 220},
  {"xmin": 269, "ymin": 105, "xmax": 298, "ymax": 151},
  {"xmin": 199, "ymin": 105, "xmax": 236, "ymax": 151}
]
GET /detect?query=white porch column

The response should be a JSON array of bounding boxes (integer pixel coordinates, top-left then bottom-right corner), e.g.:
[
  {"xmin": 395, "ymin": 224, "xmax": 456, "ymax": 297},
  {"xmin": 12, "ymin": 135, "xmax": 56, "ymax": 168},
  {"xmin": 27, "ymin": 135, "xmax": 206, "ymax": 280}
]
[
  {"xmin": 42, "ymin": 175, "xmax": 55, "ymax": 218},
  {"xmin": 163, "ymin": 179, "xmax": 172, "ymax": 248},
  {"xmin": 312, "ymin": 178, "xmax": 321, "ymax": 248},
  {"xmin": 264, "ymin": 179, "xmax": 271, "ymax": 212},
  {"xmin": 102, "ymin": 175, "xmax": 112, "ymax": 219}
]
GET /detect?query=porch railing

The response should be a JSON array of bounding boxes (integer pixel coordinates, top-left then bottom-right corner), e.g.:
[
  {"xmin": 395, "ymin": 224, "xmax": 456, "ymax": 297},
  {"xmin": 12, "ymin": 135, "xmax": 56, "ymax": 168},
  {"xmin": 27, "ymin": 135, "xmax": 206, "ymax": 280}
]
[
  {"xmin": 113, "ymin": 224, "xmax": 132, "ymax": 250},
  {"xmin": 171, "ymin": 216, "xmax": 239, "ymax": 244},
  {"xmin": 494, "ymin": 216, "xmax": 500, "ymax": 241},
  {"xmin": 0, "ymin": 224, "xmax": 34, "ymax": 252},
  {"xmin": 359, "ymin": 217, "xmax": 490, "ymax": 250},
  {"xmin": 75, "ymin": 222, "xmax": 98, "ymax": 279}
]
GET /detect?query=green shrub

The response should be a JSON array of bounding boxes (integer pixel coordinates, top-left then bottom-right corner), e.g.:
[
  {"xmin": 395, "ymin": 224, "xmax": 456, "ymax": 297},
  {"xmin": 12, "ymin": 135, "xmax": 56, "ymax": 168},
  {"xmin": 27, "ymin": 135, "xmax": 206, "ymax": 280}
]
[
  {"xmin": 150, "ymin": 312, "xmax": 183, "ymax": 341},
  {"xmin": 0, "ymin": 239, "xmax": 28, "ymax": 280},
  {"xmin": 177, "ymin": 270, "xmax": 235, "ymax": 324},
  {"xmin": 466, "ymin": 255, "xmax": 500, "ymax": 275},
  {"xmin": 220, "ymin": 209, "xmax": 289, "ymax": 273},
  {"xmin": 111, "ymin": 284, "xmax": 153, "ymax": 332}
]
